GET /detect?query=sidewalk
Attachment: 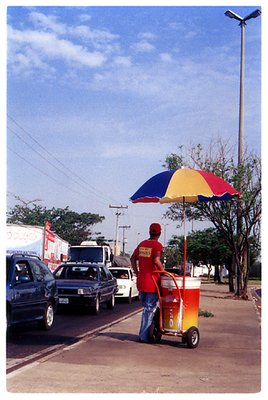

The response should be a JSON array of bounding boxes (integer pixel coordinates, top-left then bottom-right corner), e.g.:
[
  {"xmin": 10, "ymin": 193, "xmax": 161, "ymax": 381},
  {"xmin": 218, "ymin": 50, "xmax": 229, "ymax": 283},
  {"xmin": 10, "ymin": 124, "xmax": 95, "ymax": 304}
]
[{"xmin": 6, "ymin": 283, "xmax": 261, "ymax": 394}]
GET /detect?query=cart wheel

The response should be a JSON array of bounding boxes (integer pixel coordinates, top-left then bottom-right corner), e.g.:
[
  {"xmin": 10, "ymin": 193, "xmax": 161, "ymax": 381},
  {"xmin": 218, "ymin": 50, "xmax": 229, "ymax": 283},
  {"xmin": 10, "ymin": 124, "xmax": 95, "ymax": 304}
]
[{"xmin": 185, "ymin": 327, "xmax": 200, "ymax": 348}]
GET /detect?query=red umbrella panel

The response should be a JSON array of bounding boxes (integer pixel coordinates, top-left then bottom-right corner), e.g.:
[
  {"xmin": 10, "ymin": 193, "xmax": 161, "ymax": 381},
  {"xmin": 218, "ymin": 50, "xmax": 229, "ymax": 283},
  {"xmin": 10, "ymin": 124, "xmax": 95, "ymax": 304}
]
[{"xmin": 130, "ymin": 168, "xmax": 240, "ymax": 291}]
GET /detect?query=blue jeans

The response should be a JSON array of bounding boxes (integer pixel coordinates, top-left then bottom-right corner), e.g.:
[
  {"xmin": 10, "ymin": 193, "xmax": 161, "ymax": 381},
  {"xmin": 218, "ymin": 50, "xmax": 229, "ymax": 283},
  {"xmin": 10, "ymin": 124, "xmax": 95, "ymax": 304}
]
[{"xmin": 139, "ymin": 292, "xmax": 159, "ymax": 342}]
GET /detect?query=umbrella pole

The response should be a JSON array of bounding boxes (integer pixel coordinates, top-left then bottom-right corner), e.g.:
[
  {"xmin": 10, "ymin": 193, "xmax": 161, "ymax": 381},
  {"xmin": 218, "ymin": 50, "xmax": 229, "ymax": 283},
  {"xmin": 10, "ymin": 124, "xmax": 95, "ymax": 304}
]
[{"xmin": 183, "ymin": 197, "xmax": 186, "ymax": 302}]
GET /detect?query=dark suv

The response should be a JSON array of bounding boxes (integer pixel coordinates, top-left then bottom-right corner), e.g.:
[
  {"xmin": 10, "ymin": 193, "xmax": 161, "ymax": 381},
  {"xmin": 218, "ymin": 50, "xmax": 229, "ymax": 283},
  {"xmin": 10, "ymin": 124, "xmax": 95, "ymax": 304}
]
[{"xmin": 6, "ymin": 254, "xmax": 58, "ymax": 330}]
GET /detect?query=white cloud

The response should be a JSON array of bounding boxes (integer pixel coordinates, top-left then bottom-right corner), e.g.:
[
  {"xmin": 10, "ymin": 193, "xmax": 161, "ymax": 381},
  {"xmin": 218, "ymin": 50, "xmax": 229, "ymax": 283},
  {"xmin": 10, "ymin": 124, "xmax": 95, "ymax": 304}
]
[
  {"xmin": 132, "ymin": 40, "xmax": 155, "ymax": 53},
  {"xmin": 113, "ymin": 56, "xmax": 132, "ymax": 67},
  {"xmin": 101, "ymin": 142, "xmax": 163, "ymax": 159},
  {"xmin": 90, "ymin": 51, "xmax": 242, "ymax": 133},
  {"xmin": 29, "ymin": 11, "xmax": 67, "ymax": 35},
  {"xmin": 14, "ymin": 47, "xmax": 56, "ymax": 77},
  {"xmin": 69, "ymin": 24, "xmax": 119, "ymax": 44},
  {"xmin": 7, "ymin": 26, "xmax": 107, "ymax": 73},
  {"xmin": 78, "ymin": 14, "xmax": 92, "ymax": 23},
  {"xmin": 137, "ymin": 32, "xmax": 157, "ymax": 40},
  {"xmin": 30, "ymin": 11, "xmax": 119, "ymax": 48},
  {"xmin": 168, "ymin": 20, "xmax": 199, "ymax": 40},
  {"xmin": 184, "ymin": 30, "xmax": 198, "ymax": 39},
  {"xmin": 159, "ymin": 52, "xmax": 173, "ymax": 62},
  {"xmin": 7, "ymin": 11, "xmax": 124, "ymax": 77},
  {"xmin": 131, "ymin": 31, "xmax": 157, "ymax": 54}
]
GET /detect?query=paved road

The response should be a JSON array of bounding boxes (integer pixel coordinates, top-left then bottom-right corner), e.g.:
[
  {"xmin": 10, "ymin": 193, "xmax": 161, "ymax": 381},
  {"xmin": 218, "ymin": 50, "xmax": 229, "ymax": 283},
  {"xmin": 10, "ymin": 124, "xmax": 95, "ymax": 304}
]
[{"xmin": 6, "ymin": 298, "xmax": 141, "ymax": 372}]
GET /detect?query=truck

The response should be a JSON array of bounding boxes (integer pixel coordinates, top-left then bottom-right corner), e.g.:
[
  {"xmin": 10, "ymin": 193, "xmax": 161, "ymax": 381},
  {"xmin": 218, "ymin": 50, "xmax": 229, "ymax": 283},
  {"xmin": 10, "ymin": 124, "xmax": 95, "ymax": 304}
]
[
  {"xmin": 6, "ymin": 222, "xmax": 69, "ymax": 272},
  {"xmin": 69, "ymin": 241, "xmax": 113, "ymax": 268}
]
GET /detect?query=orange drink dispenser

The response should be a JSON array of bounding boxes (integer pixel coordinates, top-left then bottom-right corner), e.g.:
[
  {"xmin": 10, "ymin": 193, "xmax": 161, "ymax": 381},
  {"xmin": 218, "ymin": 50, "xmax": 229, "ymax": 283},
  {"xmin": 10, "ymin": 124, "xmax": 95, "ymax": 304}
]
[{"xmin": 161, "ymin": 275, "xmax": 201, "ymax": 332}]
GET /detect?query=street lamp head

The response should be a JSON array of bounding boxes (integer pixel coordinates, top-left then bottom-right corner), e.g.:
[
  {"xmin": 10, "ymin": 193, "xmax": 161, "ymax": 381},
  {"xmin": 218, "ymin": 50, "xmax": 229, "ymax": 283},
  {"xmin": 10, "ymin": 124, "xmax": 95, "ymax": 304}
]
[
  {"xmin": 224, "ymin": 10, "xmax": 243, "ymax": 21},
  {"xmin": 225, "ymin": 8, "xmax": 261, "ymax": 23},
  {"xmin": 243, "ymin": 9, "xmax": 261, "ymax": 22}
]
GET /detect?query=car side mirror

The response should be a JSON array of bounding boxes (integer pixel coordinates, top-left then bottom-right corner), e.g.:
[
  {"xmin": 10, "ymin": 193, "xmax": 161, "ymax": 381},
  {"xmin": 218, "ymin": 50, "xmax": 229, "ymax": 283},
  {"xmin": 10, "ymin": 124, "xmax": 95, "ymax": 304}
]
[{"xmin": 17, "ymin": 275, "xmax": 31, "ymax": 283}]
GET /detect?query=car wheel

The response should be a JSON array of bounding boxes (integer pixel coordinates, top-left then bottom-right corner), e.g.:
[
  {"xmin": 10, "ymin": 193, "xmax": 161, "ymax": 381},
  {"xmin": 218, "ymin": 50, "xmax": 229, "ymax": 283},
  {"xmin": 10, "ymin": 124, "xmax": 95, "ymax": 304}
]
[
  {"xmin": 6, "ymin": 313, "xmax": 11, "ymax": 334},
  {"xmin": 6, "ymin": 309, "xmax": 11, "ymax": 333},
  {"xmin": 91, "ymin": 295, "xmax": 100, "ymax": 315},
  {"xmin": 39, "ymin": 301, "xmax": 55, "ymax": 330},
  {"xmin": 107, "ymin": 293, "xmax": 115, "ymax": 309},
  {"xmin": 127, "ymin": 289, "xmax": 132, "ymax": 304}
]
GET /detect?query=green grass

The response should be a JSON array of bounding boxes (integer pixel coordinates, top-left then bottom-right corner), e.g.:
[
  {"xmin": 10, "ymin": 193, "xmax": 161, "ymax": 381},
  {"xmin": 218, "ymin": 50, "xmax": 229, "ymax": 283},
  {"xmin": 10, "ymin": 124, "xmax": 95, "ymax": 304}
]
[{"xmin": 199, "ymin": 309, "xmax": 214, "ymax": 318}]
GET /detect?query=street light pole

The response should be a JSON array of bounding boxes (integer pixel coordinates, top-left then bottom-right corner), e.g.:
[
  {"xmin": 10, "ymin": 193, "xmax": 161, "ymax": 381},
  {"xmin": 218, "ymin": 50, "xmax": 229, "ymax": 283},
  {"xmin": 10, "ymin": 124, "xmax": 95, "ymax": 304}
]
[
  {"xmin": 238, "ymin": 20, "xmax": 245, "ymax": 166},
  {"xmin": 224, "ymin": 8, "xmax": 261, "ymax": 294},
  {"xmin": 224, "ymin": 8, "xmax": 261, "ymax": 166}
]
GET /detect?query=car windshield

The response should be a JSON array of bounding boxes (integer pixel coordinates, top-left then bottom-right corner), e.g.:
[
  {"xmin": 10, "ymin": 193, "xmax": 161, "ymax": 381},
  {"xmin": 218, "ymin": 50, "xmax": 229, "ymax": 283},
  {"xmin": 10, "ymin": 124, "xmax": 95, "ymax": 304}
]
[
  {"xmin": 110, "ymin": 269, "xmax": 129, "ymax": 279},
  {"xmin": 69, "ymin": 247, "xmax": 103, "ymax": 262},
  {"xmin": 56, "ymin": 265, "xmax": 98, "ymax": 280}
]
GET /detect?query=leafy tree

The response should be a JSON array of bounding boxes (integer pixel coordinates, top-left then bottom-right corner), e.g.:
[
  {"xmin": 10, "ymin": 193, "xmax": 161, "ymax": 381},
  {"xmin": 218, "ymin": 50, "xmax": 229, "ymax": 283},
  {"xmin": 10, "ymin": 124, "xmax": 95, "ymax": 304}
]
[
  {"xmin": 163, "ymin": 139, "xmax": 261, "ymax": 298},
  {"xmin": 166, "ymin": 228, "xmax": 232, "ymax": 281},
  {"xmin": 164, "ymin": 235, "xmax": 184, "ymax": 269},
  {"xmin": 7, "ymin": 203, "xmax": 105, "ymax": 245},
  {"xmin": 186, "ymin": 228, "xmax": 232, "ymax": 283}
]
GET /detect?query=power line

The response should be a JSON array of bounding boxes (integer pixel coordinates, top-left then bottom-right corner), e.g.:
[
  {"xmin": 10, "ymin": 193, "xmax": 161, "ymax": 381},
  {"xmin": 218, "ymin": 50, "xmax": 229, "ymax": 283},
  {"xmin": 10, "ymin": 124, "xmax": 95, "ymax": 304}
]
[
  {"xmin": 7, "ymin": 126, "xmax": 71, "ymax": 179},
  {"xmin": 7, "ymin": 145, "xmax": 105, "ymax": 204},
  {"xmin": 7, "ymin": 120, "xmax": 112, "ymax": 203},
  {"xmin": 7, "ymin": 114, "xmax": 118, "ymax": 204}
]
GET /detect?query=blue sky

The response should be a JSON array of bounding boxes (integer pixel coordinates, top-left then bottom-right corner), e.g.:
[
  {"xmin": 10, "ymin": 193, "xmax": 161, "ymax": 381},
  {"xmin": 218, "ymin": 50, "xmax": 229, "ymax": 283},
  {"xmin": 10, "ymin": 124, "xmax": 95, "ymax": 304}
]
[{"xmin": 5, "ymin": 2, "xmax": 262, "ymax": 253}]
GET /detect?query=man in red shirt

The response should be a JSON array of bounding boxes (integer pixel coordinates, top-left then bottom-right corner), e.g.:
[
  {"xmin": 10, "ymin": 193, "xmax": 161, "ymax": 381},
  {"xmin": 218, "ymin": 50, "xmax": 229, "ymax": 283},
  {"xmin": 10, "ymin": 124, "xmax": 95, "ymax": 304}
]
[{"xmin": 130, "ymin": 223, "xmax": 165, "ymax": 343}]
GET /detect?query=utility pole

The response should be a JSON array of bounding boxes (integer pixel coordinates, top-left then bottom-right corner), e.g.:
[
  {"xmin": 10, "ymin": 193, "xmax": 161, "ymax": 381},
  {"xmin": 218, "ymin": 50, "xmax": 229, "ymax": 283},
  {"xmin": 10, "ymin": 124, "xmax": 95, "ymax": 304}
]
[
  {"xmin": 119, "ymin": 225, "xmax": 131, "ymax": 255},
  {"xmin": 109, "ymin": 205, "xmax": 128, "ymax": 256}
]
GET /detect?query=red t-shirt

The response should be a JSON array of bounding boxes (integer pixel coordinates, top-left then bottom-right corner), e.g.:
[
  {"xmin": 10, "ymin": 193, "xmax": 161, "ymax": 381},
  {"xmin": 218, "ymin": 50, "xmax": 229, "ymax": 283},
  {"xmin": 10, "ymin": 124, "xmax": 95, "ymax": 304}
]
[{"xmin": 133, "ymin": 239, "xmax": 163, "ymax": 292}]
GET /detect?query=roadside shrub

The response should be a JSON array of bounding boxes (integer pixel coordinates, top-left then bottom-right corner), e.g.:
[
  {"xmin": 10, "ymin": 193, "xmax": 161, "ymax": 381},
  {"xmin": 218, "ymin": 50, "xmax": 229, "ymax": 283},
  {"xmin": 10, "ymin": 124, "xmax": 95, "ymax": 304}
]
[{"xmin": 199, "ymin": 309, "xmax": 214, "ymax": 317}]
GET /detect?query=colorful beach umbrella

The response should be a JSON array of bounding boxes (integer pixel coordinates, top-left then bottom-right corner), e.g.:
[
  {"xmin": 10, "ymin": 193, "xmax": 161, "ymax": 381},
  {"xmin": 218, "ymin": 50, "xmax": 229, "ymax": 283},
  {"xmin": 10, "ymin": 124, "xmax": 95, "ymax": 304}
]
[
  {"xmin": 130, "ymin": 168, "xmax": 240, "ymax": 204},
  {"xmin": 130, "ymin": 167, "xmax": 240, "ymax": 293}
]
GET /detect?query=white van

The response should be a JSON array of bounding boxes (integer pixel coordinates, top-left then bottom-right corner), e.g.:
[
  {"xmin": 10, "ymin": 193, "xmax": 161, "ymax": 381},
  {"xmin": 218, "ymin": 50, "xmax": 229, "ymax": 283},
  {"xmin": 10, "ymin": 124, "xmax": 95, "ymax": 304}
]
[{"xmin": 109, "ymin": 267, "xmax": 139, "ymax": 303}]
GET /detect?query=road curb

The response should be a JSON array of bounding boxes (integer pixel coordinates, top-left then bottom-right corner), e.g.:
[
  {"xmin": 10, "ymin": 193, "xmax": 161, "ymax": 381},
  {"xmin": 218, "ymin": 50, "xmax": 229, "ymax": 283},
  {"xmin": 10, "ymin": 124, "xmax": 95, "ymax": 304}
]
[{"xmin": 7, "ymin": 307, "xmax": 142, "ymax": 375}]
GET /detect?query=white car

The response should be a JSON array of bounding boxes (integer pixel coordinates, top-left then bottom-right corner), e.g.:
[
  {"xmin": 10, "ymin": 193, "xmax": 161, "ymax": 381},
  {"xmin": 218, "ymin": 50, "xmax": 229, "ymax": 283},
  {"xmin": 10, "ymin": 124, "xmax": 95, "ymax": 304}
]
[{"xmin": 109, "ymin": 267, "xmax": 139, "ymax": 303}]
